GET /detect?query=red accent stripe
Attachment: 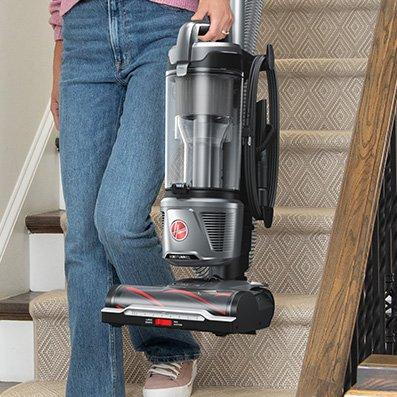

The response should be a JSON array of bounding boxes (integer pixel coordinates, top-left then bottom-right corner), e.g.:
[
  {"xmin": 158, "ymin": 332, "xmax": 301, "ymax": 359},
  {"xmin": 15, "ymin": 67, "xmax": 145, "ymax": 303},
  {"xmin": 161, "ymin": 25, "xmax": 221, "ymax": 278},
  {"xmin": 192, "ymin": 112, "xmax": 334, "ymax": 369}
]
[
  {"xmin": 165, "ymin": 289, "xmax": 226, "ymax": 315},
  {"xmin": 125, "ymin": 287, "xmax": 164, "ymax": 307}
]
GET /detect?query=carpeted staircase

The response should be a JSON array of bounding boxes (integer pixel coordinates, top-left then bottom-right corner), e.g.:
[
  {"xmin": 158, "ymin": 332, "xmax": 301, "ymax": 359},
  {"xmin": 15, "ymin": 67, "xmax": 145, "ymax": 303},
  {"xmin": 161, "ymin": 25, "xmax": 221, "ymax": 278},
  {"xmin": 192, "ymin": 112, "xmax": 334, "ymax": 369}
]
[{"xmin": 2, "ymin": 0, "xmax": 380, "ymax": 395}]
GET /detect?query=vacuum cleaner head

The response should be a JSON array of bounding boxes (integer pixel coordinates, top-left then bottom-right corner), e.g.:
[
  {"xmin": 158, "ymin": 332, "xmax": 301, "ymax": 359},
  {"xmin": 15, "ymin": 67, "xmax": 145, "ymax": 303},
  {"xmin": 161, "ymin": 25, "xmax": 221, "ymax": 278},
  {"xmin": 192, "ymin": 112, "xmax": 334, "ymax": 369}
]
[{"xmin": 102, "ymin": 279, "xmax": 274, "ymax": 336}]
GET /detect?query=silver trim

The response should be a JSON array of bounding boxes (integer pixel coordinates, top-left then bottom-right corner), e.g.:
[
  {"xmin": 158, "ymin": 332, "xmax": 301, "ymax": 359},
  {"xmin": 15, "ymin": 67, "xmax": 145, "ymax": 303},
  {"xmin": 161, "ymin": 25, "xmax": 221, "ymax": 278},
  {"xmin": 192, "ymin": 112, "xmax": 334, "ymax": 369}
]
[
  {"xmin": 102, "ymin": 305, "xmax": 236, "ymax": 323},
  {"xmin": 230, "ymin": 0, "xmax": 244, "ymax": 47}
]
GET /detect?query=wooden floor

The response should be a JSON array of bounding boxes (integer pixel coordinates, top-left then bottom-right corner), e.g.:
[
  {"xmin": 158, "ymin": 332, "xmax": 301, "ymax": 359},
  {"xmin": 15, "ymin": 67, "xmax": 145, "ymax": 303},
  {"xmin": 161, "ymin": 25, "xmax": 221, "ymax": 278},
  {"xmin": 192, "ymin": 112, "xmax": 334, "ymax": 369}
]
[{"xmin": 0, "ymin": 291, "xmax": 43, "ymax": 321}]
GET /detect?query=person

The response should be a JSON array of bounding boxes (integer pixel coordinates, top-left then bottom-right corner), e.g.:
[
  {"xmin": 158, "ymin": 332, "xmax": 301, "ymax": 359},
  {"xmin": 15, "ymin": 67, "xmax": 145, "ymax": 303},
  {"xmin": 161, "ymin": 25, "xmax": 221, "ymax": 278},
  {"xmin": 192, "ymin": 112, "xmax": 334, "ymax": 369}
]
[{"xmin": 49, "ymin": 0, "xmax": 233, "ymax": 396}]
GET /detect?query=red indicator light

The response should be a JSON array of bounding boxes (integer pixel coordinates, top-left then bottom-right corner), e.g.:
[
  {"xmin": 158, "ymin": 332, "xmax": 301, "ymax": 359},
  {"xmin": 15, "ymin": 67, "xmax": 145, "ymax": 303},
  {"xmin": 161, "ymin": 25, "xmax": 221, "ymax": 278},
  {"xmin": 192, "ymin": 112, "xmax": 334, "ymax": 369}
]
[{"xmin": 154, "ymin": 318, "xmax": 173, "ymax": 327}]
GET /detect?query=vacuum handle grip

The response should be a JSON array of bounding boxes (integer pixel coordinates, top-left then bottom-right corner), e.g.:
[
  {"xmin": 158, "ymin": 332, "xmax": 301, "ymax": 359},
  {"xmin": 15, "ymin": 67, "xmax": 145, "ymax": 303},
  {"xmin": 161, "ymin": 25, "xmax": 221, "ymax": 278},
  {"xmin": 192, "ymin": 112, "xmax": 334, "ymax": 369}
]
[
  {"xmin": 168, "ymin": 21, "xmax": 211, "ymax": 67},
  {"xmin": 195, "ymin": 21, "xmax": 211, "ymax": 37}
]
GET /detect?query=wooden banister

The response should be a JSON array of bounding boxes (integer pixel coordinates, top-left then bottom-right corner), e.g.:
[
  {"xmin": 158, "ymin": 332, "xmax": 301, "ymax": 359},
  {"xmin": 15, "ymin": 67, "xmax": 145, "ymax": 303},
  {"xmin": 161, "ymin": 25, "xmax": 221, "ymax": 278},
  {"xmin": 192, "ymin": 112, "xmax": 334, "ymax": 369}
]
[{"xmin": 296, "ymin": 1, "xmax": 397, "ymax": 396}]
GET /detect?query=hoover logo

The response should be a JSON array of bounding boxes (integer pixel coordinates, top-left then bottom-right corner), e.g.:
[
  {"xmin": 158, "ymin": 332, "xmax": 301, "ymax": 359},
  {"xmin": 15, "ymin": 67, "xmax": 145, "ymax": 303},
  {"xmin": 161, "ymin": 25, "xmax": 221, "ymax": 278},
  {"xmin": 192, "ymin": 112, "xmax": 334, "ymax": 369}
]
[{"xmin": 170, "ymin": 220, "xmax": 188, "ymax": 241}]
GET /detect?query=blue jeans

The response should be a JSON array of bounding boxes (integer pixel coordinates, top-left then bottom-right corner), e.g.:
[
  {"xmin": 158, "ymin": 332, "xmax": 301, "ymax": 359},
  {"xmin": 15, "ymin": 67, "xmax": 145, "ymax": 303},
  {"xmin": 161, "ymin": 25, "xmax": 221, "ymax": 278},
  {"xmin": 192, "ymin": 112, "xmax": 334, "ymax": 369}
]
[{"xmin": 60, "ymin": 1, "xmax": 200, "ymax": 396}]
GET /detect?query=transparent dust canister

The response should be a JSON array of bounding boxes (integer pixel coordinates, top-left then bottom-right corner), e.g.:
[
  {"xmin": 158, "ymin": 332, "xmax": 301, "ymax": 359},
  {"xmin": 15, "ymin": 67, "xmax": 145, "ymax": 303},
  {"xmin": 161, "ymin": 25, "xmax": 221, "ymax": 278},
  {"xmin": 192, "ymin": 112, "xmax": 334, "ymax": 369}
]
[{"xmin": 165, "ymin": 71, "xmax": 243, "ymax": 191}]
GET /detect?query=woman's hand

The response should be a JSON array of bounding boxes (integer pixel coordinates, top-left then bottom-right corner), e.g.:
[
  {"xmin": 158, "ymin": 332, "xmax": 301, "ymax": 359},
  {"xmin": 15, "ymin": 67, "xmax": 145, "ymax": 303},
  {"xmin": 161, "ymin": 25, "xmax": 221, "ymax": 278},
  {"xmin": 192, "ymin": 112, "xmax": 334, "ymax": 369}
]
[
  {"xmin": 191, "ymin": 0, "xmax": 234, "ymax": 42},
  {"xmin": 51, "ymin": 41, "xmax": 63, "ymax": 130}
]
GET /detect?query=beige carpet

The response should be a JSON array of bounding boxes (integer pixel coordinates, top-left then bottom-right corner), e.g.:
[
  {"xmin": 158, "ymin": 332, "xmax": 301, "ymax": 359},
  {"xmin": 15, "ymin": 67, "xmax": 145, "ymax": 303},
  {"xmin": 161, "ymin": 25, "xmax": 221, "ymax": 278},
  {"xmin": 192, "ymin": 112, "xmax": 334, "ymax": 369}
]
[
  {"xmin": 9, "ymin": 0, "xmax": 380, "ymax": 395},
  {"xmin": 2, "ymin": 382, "xmax": 295, "ymax": 397}
]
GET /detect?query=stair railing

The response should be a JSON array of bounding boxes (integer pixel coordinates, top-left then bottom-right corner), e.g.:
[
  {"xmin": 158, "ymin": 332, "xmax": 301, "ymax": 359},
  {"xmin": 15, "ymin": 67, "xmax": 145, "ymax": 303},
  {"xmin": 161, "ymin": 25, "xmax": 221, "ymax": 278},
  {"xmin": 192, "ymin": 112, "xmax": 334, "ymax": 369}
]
[
  {"xmin": 296, "ymin": 0, "xmax": 397, "ymax": 396},
  {"xmin": 344, "ymin": 115, "xmax": 397, "ymax": 391}
]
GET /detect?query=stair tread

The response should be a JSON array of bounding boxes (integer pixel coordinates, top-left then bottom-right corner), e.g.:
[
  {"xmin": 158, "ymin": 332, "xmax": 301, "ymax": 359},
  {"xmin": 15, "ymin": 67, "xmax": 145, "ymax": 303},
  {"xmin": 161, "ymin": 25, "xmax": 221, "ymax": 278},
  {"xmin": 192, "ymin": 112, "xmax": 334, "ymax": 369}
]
[
  {"xmin": 359, "ymin": 354, "xmax": 397, "ymax": 369},
  {"xmin": 345, "ymin": 354, "xmax": 397, "ymax": 394},
  {"xmin": 26, "ymin": 210, "xmax": 64, "ymax": 234},
  {"xmin": 0, "ymin": 383, "xmax": 19, "ymax": 394},
  {"xmin": 153, "ymin": 204, "xmax": 336, "ymax": 216},
  {"xmin": 281, "ymin": 130, "xmax": 352, "ymax": 151},
  {"xmin": 152, "ymin": 205, "xmax": 336, "ymax": 234},
  {"xmin": 0, "ymin": 291, "xmax": 43, "ymax": 321},
  {"xmin": 345, "ymin": 390, "xmax": 397, "ymax": 396},
  {"xmin": 30, "ymin": 289, "xmax": 316, "ymax": 326},
  {"xmin": 265, "ymin": 0, "xmax": 380, "ymax": 10},
  {"xmin": 1, "ymin": 381, "xmax": 296, "ymax": 397},
  {"xmin": 27, "ymin": 206, "xmax": 336, "ymax": 235},
  {"xmin": 275, "ymin": 57, "xmax": 368, "ymax": 77}
]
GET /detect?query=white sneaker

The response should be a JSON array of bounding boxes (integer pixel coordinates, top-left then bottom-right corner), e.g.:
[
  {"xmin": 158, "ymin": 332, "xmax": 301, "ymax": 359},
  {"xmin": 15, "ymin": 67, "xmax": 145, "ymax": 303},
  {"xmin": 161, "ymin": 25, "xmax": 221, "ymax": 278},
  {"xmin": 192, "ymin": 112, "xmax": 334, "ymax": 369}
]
[{"xmin": 143, "ymin": 360, "xmax": 197, "ymax": 397}]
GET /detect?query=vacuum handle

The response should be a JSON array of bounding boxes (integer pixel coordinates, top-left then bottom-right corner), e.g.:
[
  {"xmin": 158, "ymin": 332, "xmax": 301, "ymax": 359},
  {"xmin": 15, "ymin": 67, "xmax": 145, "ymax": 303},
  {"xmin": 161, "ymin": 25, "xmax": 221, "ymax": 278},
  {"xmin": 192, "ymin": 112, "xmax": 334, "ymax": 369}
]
[
  {"xmin": 168, "ymin": 21, "xmax": 210, "ymax": 73},
  {"xmin": 261, "ymin": 44, "xmax": 280, "ymax": 226}
]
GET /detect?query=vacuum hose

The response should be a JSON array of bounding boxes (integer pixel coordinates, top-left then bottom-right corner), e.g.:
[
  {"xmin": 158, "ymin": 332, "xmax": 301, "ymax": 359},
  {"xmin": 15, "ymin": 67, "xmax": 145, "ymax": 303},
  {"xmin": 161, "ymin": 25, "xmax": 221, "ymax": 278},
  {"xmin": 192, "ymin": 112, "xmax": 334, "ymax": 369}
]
[{"xmin": 243, "ymin": 45, "xmax": 280, "ymax": 228}]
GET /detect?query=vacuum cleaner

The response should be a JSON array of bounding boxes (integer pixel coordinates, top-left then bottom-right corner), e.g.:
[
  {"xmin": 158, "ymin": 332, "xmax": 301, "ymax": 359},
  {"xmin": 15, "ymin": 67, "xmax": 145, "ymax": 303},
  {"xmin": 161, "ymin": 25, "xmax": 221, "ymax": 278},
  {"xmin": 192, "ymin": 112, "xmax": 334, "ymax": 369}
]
[{"xmin": 102, "ymin": 0, "xmax": 280, "ymax": 336}]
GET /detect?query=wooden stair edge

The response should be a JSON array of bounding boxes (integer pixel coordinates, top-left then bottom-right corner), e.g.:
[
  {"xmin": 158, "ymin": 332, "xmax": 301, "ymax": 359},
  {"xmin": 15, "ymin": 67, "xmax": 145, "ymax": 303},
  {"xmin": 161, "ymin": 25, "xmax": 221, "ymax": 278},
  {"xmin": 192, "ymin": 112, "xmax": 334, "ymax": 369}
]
[
  {"xmin": 345, "ymin": 391, "xmax": 397, "ymax": 396},
  {"xmin": 345, "ymin": 354, "xmax": 397, "ymax": 395},
  {"xmin": 0, "ymin": 291, "xmax": 44, "ymax": 321},
  {"xmin": 25, "ymin": 210, "xmax": 65, "ymax": 234}
]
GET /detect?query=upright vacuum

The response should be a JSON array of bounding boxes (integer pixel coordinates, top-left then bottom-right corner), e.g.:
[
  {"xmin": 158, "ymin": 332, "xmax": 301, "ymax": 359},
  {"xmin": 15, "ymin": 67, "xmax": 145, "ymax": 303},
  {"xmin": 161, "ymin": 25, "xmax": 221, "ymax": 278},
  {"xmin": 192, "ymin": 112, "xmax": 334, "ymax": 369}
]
[{"xmin": 102, "ymin": 0, "xmax": 280, "ymax": 336}]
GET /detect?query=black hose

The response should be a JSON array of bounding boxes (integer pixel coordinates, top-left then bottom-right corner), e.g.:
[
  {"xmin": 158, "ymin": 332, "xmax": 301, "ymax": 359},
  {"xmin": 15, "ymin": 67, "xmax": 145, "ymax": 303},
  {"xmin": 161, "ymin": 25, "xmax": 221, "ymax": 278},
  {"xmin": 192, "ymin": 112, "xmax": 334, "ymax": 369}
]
[{"xmin": 243, "ymin": 47, "xmax": 280, "ymax": 227}]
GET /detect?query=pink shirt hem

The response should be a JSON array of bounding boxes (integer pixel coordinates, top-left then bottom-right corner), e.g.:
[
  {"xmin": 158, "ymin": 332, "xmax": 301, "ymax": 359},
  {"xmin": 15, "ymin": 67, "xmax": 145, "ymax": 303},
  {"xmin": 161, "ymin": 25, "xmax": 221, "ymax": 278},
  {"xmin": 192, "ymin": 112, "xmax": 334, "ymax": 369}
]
[{"xmin": 49, "ymin": 0, "xmax": 198, "ymax": 41}]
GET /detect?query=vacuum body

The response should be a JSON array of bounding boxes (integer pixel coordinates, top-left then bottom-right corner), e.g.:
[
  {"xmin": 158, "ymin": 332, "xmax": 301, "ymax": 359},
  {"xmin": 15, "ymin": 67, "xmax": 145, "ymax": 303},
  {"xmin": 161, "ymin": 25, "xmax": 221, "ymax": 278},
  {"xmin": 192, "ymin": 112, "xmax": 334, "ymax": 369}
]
[
  {"xmin": 163, "ymin": 33, "xmax": 245, "ymax": 270},
  {"xmin": 102, "ymin": 2, "xmax": 280, "ymax": 336}
]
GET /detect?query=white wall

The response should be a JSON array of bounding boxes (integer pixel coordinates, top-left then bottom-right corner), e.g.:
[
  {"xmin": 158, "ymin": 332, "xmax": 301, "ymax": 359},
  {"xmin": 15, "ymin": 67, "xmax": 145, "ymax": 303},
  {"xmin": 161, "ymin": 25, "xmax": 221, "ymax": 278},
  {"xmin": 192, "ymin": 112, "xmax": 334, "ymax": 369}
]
[
  {"xmin": 0, "ymin": 130, "xmax": 60, "ymax": 299},
  {"xmin": 0, "ymin": 321, "xmax": 34, "ymax": 382},
  {"xmin": 0, "ymin": 0, "xmax": 57, "ymax": 297},
  {"xmin": 0, "ymin": 0, "xmax": 54, "ymax": 220}
]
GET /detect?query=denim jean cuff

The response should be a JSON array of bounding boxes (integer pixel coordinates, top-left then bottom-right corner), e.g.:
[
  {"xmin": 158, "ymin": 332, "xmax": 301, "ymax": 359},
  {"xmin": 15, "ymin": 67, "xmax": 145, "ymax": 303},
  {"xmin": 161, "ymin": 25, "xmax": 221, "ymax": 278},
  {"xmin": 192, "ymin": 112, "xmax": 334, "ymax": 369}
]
[{"xmin": 147, "ymin": 352, "xmax": 201, "ymax": 364}]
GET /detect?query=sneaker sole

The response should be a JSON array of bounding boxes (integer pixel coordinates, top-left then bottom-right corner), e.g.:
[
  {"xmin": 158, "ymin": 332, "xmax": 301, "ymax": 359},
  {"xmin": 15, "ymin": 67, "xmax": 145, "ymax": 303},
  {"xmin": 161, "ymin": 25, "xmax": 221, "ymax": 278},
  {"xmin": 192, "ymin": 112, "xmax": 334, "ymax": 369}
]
[{"xmin": 143, "ymin": 362, "xmax": 198, "ymax": 397}]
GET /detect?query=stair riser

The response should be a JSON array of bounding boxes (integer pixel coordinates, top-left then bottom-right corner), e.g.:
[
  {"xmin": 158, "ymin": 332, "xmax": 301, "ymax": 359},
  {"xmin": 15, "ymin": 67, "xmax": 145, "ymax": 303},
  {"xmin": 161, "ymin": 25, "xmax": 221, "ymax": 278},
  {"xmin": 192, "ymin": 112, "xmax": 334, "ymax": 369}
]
[
  {"xmin": 193, "ymin": 324, "xmax": 308, "ymax": 389},
  {"xmin": 29, "ymin": 234, "xmax": 65, "ymax": 292},
  {"xmin": 276, "ymin": 146, "xmax": 348, "ymax": 207},
  {"xmin": 171, "ymin": 230, "xmax": 331, "ymax": 295},
  {"xmin": 260, "ymin": 72, "xmax": 365, "ymax": 131},
  {"xmin": 250, "ymin": 231, "xmax": 330, "ymax": 294},
  {"xmin": 259, "ymin": 5, "xmax": 378, "ymax": 59},
  {"xmin": 0, "ymin": 321, "xmax": 34, "ymax": 383}
]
